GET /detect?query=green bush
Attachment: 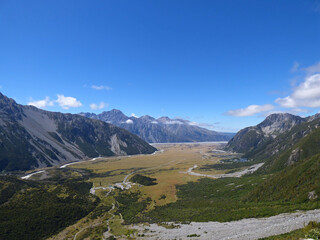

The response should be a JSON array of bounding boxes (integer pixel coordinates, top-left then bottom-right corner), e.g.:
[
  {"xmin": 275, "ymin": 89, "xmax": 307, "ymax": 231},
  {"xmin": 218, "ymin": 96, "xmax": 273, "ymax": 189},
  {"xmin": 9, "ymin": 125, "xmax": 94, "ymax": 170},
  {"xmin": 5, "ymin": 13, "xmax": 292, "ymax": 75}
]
[
  {"xmin": 306, "ymin": 228, "xmax": 320, "ymax": 239},
  {"xmin": 130, "ymin": 174, "xmax": 157, "ymax": 186}
]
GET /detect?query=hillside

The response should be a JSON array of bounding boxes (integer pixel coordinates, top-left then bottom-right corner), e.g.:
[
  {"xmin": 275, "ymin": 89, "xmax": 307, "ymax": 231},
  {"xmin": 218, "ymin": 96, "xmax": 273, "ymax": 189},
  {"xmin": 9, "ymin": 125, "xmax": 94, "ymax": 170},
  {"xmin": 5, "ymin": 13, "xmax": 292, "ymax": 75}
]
[
  {"xmin": 226, "ymin": 113, "xmax": 320, "ymax": 204},
  {"xmin": 225, "ymin": 113, "xmax": 305, "ymax": 153},
  {"xmin": 0, "ymin": 174, "xmax": 99, "ymax": 240},
  {"xmin": 247, "ymin": 116, "xmax": 320, "ymax": 173},
  {"xmin": 79, "ymin": 109, "xmax": 234, "ymax": 143},
  {"xmin": 0, "ymin": 92, "xmax": 156, "ymax": 171},
  {"xmin": 246, "ymin": 153, "xmax": 320, "ymax": 203}
]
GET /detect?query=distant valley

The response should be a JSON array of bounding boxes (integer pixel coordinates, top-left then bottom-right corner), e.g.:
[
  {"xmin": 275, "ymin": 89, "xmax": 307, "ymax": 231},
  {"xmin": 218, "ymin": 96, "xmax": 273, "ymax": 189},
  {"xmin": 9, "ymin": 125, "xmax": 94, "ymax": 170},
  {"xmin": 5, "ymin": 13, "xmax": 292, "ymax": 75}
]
[{"xmin": 1, "ymin": 93, "xmax": 320, "ymax": 240}]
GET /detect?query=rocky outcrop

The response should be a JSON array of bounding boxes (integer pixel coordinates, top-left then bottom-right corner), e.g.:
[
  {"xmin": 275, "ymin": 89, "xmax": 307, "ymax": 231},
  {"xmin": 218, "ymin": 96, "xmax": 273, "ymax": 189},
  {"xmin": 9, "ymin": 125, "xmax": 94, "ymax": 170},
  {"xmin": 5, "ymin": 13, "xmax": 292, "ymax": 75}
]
[
  {"xmin": 308, "ymin": 191, "xmax": 318, "ymax": 200},
  {"xmin": 287, "ymin": 148, "xmax": 302, "ymax": 166}
]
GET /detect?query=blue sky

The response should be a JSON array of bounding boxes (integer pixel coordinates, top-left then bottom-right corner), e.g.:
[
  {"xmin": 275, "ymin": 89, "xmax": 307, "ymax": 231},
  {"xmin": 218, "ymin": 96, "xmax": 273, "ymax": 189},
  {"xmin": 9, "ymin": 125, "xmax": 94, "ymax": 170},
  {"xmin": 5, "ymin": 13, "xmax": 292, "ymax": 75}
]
[{"xmin": 0, "ymin": 0, "xmax": 320, "ymax": 132}]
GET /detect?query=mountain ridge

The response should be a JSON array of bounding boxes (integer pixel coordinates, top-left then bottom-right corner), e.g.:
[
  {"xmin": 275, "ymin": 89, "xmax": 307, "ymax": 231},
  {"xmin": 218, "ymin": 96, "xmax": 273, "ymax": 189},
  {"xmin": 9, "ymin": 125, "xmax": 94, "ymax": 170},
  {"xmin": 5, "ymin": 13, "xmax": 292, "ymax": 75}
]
[
  {"xmin": 225, "ymin": 112, "xmax": 320, "ymax": 204},
  {"xmin": 225, "ymin": 113, "xmax": 306, "ymax": 153},
  {"xmin": 79, "ymin": 110, "xmax": 234, "ymax": 143},
  {"xmin": 0, "ymin": 92, "xmax": 156, "ymax": 171}
]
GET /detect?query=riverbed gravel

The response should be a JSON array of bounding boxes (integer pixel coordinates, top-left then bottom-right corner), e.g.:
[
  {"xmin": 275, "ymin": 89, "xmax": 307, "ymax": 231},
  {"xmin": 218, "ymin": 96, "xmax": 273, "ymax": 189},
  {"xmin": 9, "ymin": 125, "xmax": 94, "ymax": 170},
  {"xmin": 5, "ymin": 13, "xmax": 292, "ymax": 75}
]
[{"xmin": 132, "ymin": 209, "xmax": 320, "ymax": 240}]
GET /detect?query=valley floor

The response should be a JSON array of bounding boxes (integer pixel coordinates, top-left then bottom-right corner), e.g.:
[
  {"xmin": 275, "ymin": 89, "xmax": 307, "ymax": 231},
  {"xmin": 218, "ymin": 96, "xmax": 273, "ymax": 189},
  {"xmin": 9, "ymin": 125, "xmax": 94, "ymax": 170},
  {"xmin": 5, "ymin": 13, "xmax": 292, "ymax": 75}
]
[{"xmin": 18, "ymin": 142, "xmax": 320, "ymax": 240}]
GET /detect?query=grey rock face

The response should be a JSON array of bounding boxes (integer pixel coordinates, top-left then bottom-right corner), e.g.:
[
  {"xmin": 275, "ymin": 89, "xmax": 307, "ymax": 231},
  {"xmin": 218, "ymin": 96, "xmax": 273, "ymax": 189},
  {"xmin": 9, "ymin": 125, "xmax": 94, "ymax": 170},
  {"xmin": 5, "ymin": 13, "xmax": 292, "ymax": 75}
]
[
  {"xmin": 287, "ymin": 148, "xmax": 302, "ymax": 166},
  {"xmin": 0, "ymin": 92, "xmax": 156, "ymax": 171},
  {"xmin": 226, "ymin": 113, "xmax": 306, "ymax": 153}
]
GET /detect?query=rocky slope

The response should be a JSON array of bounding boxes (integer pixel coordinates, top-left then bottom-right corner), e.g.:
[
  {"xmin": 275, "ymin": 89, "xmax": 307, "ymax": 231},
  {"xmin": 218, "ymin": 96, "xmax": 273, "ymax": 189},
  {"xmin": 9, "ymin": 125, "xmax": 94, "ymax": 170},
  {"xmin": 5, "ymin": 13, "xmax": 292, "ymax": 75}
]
[
  {"xmin": 244, "ymin": 118, "xmax": 320, "ymax": 203},
  {"xmin": 251, "ymin": 115, "xmax": 320, "ymax": 173},
  {"xmin": 225, "ymin": 112, "xmax": 320, "ymax": 202},
  {"xmin": 79, "ymin": 110, "xmax": 234, "ymax": 143},
  {"xmin": 0, "ymin": 92, "xmax": 156, "ymax": 171},
  {"xmin": 225, "ymin": 113, "xmax": 305, "ymax": 153}
]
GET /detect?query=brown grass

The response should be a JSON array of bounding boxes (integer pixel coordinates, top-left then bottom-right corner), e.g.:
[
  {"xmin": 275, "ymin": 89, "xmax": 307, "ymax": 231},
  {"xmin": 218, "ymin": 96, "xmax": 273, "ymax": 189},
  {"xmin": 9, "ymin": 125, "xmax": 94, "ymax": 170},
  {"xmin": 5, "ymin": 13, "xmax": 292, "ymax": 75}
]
[{"xmin": 70, "ymin": 142, "xmax": 233, "ymax": 205}]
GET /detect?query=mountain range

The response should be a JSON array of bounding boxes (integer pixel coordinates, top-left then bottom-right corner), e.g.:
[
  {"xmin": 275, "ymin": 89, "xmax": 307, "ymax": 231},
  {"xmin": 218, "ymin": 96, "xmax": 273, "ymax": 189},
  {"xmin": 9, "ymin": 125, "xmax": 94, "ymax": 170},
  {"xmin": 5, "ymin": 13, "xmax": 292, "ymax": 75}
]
[
  {"xmin": 79, "ymin": 109, "xmax": 234, "ymax": 143},
  {"xmin": 0, "ymin": 92, "xmax": 156, "ymax": 171},
  {"xmin": 226, "ymin": 112, "xmax": 320, "ymax": 202}
]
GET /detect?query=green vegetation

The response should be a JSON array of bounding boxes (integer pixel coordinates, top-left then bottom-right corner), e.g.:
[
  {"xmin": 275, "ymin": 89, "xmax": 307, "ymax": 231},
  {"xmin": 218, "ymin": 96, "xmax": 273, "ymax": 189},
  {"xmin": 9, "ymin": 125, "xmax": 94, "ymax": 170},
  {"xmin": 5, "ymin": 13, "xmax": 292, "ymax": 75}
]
[
  {"xmin": 246, "ymin": 153, "xmax": 320, "ymax": 202},
  {"xmin": 244, "ymin": 117, "xmax": 320, "ymax": 174},
  {"xmin": 267, "ymin": 124, "xmax": 320, "ymax": 173},
  {"xmin": 142, "ymin": 175, "xmax": 320, "ymax": 223},
  {"xmin": 306, "ymin": 228, "xmax": 320, "ymax": 240},
  {"xmin": 130, "ymin": 174, "xmax": 157, "ymax": 186},
  {"xmin": 187, "ymin": 233, "xmax": 201, "ymax": 237},
  {"xmin": 200, "ymin": 160, "xmax": 257, "ymax": 171},
  {"xmin": 0, "ymin": 176, "xmax": 99, "ymax": 240},
  {"xmin": 115, "ymin": 191, "xmax": 152, "ymax": 223},
  {"xmin": 109, "ymin": 141, "xmax": 320, "ymax": 225}
]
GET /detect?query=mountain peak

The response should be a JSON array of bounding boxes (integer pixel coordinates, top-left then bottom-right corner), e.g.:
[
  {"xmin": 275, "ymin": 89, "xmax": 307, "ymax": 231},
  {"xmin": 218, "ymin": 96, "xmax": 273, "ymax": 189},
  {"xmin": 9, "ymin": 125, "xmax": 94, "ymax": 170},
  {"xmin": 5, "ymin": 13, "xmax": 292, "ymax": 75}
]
[
  {"xmin": 0, "ymin": 92, "xmax": 156, "ymax": 171},
  {"xmin": 140, "ymin": 115, "xmax": 155, "ymax": 121},
  {"xmin": 96, "ymin": 109, "xmax": 128, "ymax": 123},
  {"xmin": 226, "ymin": 112, "xmax": 306, "ymax": 153},
  {"xmin": 264, "ymin": 113, "xmax": 300, "ymax": 121},
  {"xmin": 157, "ymin": 116, "xmax": 171, "ymax": 122},
  {"xmin": 82, "ymin": 111, "xmax": 233, "ymax": 143},
  {"xmin": 258, "ymin": 113, "xmax": 304, "ymax": 136},
  {"xmin": 0, "ymin": 92, "xmax": 16, "ymax": 105},
  {"xmin": 109, "ymin": 109, "xmax": 124, "ymax": 114},
  {"xmin": 0, "ymin": 92, "xmax": 24, "ymax": 120}
]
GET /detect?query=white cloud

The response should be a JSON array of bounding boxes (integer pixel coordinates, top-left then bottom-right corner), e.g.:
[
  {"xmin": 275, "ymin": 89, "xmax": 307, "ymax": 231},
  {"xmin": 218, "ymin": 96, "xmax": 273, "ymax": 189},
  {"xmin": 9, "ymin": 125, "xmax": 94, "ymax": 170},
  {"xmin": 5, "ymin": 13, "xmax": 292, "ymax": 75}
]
[
  {"xmin": 275, "ymin": 96, "xmax": 296, "ymax": 108},
  {"xmin": 226, "ymin": 104, "xmax": 274, "ymax": 117},
  {"xmin": 304, "ymin": 62, "xmax": 320, "ymax": 75},
  {"xmin": 91, "ymin": 85, "xmax": 112, "ymax": 91},
  {"xmin": 125, "ymin": 119, "xmax": 133, "ymax": 124},
  {"xmin": 276, "ymin": 74, "xmax": 320, "ymax": 108},
  {"xmin": 56, "ymin": 94, "xmax": 82, "ymax": 109},
  {"xmin": 188, "ymin": 121, "xmax": 198, "ymax": 126},
  {"xmin": 163, "ymin": 120, "xmax": 184, "ymax": 124},
  {"xmin": 28, "ymin": 97, "xmax": 54, "ymax": 109},
  {"xmin": 131, "ymin": 113, "xmax": 139, "ymax": 118},
  {"xmin": 90, "ymin": 102, "xmax": 108, "ymax": 110}
]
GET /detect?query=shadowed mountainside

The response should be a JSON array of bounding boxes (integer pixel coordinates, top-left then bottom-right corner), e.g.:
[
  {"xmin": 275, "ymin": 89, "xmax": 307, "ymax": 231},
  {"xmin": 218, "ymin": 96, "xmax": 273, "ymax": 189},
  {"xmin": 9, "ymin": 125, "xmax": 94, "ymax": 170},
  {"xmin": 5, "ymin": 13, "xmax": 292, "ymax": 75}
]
[{"xmin": 0, "ymin": 92, "xmax": 156, "ymax": 171}]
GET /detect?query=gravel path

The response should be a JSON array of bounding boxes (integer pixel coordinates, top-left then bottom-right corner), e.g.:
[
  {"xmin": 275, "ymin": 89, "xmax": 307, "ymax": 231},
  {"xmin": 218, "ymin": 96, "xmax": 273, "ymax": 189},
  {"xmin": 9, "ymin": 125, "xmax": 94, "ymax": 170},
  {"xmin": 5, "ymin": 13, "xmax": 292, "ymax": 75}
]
[
  {"xmin": 133, "ymin": 209, "xmax": 320, "ymax": 240},
  {"xmin": 186, "ymin": 163, "xmax": 264, "ymax": 178},
  {"xmin": 21, "ymin": 170, "xmax": 45, "ymax": 179}
]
